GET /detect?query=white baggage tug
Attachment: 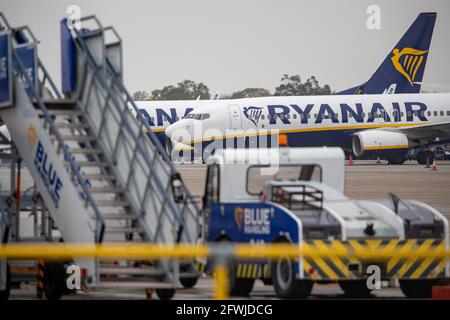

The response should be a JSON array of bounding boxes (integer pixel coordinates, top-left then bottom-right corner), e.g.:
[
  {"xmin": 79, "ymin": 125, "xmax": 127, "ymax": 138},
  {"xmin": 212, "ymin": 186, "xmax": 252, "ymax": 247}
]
[{"xmin": 203, "ymin": 146, "xmax": 449, "ymax": 298}]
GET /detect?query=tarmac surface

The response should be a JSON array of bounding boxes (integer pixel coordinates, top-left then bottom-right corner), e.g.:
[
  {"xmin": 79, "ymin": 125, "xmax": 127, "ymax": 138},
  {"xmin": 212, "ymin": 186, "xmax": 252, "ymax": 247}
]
[
  {"xmin": 3, "ymin": 160, "xmax": 450, "ymax": 300},
  {"xmin": 10, "ymin": 278, "xmax": 406, "ymax": 300}
]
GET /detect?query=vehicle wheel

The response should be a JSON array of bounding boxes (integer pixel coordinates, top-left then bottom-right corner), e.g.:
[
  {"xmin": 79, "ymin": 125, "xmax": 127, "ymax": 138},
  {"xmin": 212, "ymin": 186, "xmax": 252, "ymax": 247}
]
[
  {"xmin": 387, "ymin": 156, "xmax": 406, "ymax": 165},
  {"xmin": 271, "ymin": 256, "xmax": 312, "ymax": 299},
  {"xmin": 156, "ymin": 288, "xmax": 176, "ymax": 300},
  {"xmin": 416, "ymin": 151, "xmax": 434, "ymax": 165},
  {"xmin": 180, "ymin": 277, "xmax": 198, "ymax": 288},
  {"xmin": 229, "ymin": 276, "xmax": 255, "ymax": 297},
  {"xmin": 0, "ymin": 263, "xmax": 11, "ymax": 301},
  {"xmin": 43, "ymin": 262, "xmax": 66, "ymax": 300},
  {"xmin": 399, "ymin": 280, "xmax": 435, "ymax": 298},
  {"xmin": 339, "ymin": 280, "xmax": 372, "ymax": 298},
  {"xmin": 217, "ymin": 238, "xmax": 255, "ymax": 297}
]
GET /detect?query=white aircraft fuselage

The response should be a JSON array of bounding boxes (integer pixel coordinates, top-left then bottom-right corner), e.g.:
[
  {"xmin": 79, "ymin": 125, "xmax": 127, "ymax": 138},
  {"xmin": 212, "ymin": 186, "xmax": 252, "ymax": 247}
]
[{"xmin": 164, "ymin": 93, "xmax": 450, "ymax": 162}]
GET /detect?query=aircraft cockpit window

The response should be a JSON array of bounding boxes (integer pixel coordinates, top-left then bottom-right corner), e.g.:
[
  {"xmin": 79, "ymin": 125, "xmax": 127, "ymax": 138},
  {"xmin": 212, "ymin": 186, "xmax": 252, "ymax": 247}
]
[
  {"xmin": 186, "ymin": 113, "xmax": 196, "ymax": 119},
  {"xmin": 193, "ymin": 113, "xmax": 210, "ymax": 120}
]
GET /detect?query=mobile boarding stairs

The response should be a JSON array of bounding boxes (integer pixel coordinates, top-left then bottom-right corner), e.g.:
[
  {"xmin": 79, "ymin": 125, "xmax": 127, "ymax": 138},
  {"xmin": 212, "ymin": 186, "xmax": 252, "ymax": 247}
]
[{"xmin": 0, "ymin": 13, "xmax": 201, "ymax": 299}]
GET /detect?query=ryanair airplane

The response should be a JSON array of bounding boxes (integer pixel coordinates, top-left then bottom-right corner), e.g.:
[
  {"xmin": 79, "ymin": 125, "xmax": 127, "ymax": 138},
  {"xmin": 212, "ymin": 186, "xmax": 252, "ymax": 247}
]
[
  {"xmin": 165, "ymin": 93, "xmax": 450, "ymax": 164},
  {"xmin": 133, "ymin": 12, "xmax": 436, "ymax": 151}
]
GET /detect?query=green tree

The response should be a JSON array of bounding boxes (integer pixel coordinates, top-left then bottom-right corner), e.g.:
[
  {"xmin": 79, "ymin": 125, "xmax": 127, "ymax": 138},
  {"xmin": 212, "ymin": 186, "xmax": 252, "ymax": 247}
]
[
  {"xmin": 274, "ymin": 74, "xmax": 331, "ymax": 96},
  {"xmin": 132, "ymin": 90, "xmax": 152, "ymax": 101},
  {"xmin": 229, "ymin": 87, "xmax": 271, "ymax": 99},
  {"xmin": 151, "ymin": 80, "xmax": 211, "ymax": 100}
]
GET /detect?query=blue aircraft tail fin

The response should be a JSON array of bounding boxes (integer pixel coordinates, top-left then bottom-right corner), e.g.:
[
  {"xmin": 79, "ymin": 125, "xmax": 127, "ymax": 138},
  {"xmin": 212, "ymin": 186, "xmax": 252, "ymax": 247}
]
[{"xmin": 338, "ymin": 12, "xmax": 436, "ymax": 95}]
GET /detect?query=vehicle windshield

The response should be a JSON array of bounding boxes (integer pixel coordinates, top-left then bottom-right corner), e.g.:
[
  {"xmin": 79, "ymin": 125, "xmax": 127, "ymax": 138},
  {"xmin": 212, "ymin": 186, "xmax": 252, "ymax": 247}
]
[{"xmin": 246, "ymin": 165, "xmax": 322, "ymax": 195}]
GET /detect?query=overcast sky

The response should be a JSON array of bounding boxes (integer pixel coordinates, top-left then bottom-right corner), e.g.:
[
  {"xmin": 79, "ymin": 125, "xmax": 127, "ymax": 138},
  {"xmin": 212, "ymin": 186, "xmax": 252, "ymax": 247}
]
[{"xmin": 3, "ymin": 0, "xmax": 450, "ymax": 95}]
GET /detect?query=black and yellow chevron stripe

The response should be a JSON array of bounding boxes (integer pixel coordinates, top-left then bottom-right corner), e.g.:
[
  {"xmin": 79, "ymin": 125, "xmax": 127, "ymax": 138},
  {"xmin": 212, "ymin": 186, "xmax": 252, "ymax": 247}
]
[
  {"xmin": 236, "ymin": 263, "xmax": 260, "ymax": 279},
  {"xmin": 302, "ymin": 239, "xmax": 446, "ymax": 281},
  {"xmin": 386, "ymin": 239, "xmax": 446, "ymax": 279},
  {"xmin": 196, "ymin": 261, "xmax": 206, "ymax": 273},
  {"xmin": 36, "ymin": 259, "xmax": 44, "ymax": 299}
]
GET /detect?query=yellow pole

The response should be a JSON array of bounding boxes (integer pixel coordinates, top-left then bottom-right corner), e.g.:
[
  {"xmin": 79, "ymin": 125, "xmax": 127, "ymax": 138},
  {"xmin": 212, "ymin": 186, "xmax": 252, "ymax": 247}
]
[{"xmin": 213, "ymin": 264, "xmax": 229, "ymax": 300}]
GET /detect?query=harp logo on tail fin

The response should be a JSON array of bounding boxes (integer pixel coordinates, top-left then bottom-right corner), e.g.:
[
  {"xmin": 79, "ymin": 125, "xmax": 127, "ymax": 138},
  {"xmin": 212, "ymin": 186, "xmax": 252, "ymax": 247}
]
[{"xmin": 391, "ymin": 47, "xmax": 428, "ymax": 86}]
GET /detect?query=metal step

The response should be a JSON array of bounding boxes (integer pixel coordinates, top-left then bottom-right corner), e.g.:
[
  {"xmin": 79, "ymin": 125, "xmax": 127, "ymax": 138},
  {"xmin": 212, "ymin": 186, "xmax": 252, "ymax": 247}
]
[
  {"xmin": 95, "ymin": 199, "xmax": 129, "ymax": 207},
  {"xmin": 98, "ymin": 213, "xmax": 136, "ymax": 220},
  {"xmin": 33, "ymin": 99, "xmax": 76, "ymax": 110},
  {"xmin": 83, "ymin": 174, "xmax": 116, "ymax": 181},
  {"xmin": 68, "ymin": 148, "xmax": 102, "ymax": 155},
  {"xmin": 97, "ymin": 281, "xmax": 174, "ymax": 289},
  {"xmin": 100, "ymin": 267, "xmax": 164, "ymax": 276},
  {"xmin": 54, "ymin": 122, "xmax": 89, "ymax": 129},
  {"xmin": 36, "ymin": 109, "xmax": 82, "ymax": 116},
  {"xmin": 77, "ymin": 187, "xmax": 123, "ymax": 194},
  {"xmin": 65, "ymin": 160, "xmax": 109, "ymax": 168},
  {"xmin": 105, "ymin": 227, "xmax": 142, "ymax": 234},
  {"xmin": 58, "ymin": 135, "xmax": 95, "ymax": 142}
]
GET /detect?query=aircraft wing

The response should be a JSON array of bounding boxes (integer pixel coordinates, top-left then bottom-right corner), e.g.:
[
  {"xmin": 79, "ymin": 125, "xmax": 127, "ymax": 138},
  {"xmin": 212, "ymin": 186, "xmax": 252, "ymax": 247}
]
[{"xmin": 382, "ymin": 122, "xmax": 450, "ymax": 139}]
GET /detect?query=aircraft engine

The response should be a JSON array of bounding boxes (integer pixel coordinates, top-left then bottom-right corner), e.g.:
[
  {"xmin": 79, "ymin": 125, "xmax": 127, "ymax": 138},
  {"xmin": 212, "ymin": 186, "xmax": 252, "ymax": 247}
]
[{"xmin": 352, "ymin": 130, "xmax": 409, "ymax": 160}]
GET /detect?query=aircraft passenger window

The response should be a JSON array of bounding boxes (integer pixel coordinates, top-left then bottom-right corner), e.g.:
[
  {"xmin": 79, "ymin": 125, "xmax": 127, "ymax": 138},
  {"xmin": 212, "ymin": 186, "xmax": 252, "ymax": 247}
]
[
  {"xmin": 447, "ymin": 111, "xmax": 450, "ymax": 116},
  {"xmin": 307, "ymin": 114, "xmax": 311, "ymax": 119},
  {"xmin": 368, "ymin": 112, "xmax": 372, "ymax": 118},
  {"xmin": 361, "ymin": 112, "xmax": 365, "ymax": 117},
  {"xmin": 434, "ymin": 111, "xmax": 438, "ymax": 116},
  {"xmin": 293, "ymin": 114, "xmax": 297, "ymax": 119},
  {"xmin": 261, "ymin": 114, "xmax": 265, "ymax": 120},
  {"xmin": 428, "ymin": 111, "xmax": 432, "ymax": 116},
  {"xmin": 400, "ymin": 112, "xmax": 404, "ymax": 117},
  {"xmin": 420, "ymin": 111, "xmax": 424, "ymax": 117},
  {"xmin": 335, "ymin": 113, "xmax": 338, "ymax": 118},
  {"xmin": 286, "ymin": 114, "xmax": 290, "ymax": 119},
  {"xmin": 314, "ymin": 114, "xmax": 317, "ymax": 119},
  {"xmin": 348, "ymin": 114, "xmax": 353, "ymax": 118}
]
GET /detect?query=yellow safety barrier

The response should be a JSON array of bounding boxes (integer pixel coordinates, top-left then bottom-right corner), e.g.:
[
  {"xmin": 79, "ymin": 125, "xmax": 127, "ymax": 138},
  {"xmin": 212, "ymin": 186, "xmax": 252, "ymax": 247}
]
[{"xmin": 0, "ymin": 242, "xmax": 449, "ymax": 299}]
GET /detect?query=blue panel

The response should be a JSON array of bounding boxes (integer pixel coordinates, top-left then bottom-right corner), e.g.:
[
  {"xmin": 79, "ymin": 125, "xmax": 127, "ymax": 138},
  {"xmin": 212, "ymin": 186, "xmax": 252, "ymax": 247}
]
[
  {"xmin": 207, "ymin": 202, "xmax": 301, "ymax": 274},
  {"xmin": 13, "ymin": 45, "xmax": 37, "ymax": 97},
  {"xmin": 0, "ymin": 32, "xmax": 12, "ymax": 108},
  {"xmin": 208, "ymin": 202, "xmax": 300, "ymax": 244},
  {"xmin": 196, "ymin": 129, "xmax": 356, "ymax": 156},
  {"xmin": 60, "ymin": 19, "xmax": 77, "ymax": 94}
]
